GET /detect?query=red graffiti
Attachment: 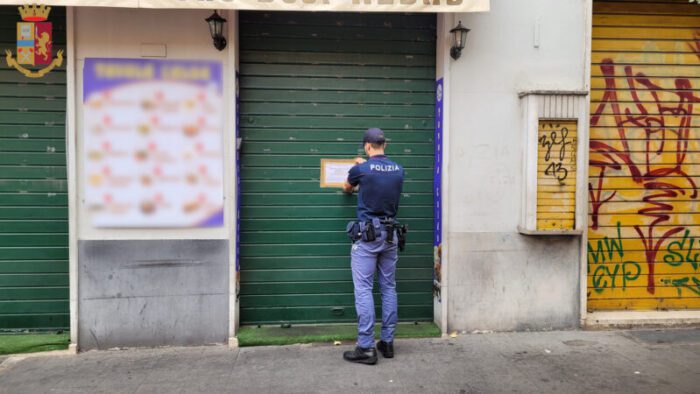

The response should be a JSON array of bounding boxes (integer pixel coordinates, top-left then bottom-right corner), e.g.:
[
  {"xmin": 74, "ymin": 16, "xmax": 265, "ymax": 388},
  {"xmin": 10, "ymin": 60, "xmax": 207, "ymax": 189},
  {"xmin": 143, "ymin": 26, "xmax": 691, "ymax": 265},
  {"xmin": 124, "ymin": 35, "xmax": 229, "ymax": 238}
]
[
  {"xmin": 691, "ymin": 32, "xmax": 700, "ymax": 61},
  {"xmin": 589, "ymin": 53, "xmax": 700, "ymax": 294}
]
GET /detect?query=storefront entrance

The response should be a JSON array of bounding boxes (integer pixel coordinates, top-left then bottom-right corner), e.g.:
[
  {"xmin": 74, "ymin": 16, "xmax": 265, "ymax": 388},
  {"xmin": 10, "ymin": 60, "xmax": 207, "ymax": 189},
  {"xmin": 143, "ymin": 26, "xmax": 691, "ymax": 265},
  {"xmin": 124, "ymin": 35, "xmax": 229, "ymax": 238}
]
[
  {"xmin": 238, "ymin": 12, "xmax": 436, "ymax": 324},
  {"xmin": 0, "ymin": 6, "xmax": 69, "ymax": 331}
]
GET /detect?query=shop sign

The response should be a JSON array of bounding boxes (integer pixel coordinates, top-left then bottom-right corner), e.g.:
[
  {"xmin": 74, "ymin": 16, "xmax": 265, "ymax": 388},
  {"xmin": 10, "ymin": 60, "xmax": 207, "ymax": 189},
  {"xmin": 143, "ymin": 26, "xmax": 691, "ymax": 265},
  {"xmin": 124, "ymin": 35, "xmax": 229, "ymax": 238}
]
[
  {"xmin": 0, "ymin": 0, "xmax": 489, "ymax": 13},
  {"xmin": 4, "ymin": 4, "xmax": 63, "ymax": 79}
]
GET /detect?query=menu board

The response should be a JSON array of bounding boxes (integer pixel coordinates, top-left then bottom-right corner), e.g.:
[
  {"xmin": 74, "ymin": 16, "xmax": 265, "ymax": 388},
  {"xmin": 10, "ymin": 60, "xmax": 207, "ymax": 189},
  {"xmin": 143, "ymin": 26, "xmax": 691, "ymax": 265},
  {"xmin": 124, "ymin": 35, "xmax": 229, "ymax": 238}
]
[{"xmin": 82, "ymin": 58, "xmax": 224, "ymax": 228}]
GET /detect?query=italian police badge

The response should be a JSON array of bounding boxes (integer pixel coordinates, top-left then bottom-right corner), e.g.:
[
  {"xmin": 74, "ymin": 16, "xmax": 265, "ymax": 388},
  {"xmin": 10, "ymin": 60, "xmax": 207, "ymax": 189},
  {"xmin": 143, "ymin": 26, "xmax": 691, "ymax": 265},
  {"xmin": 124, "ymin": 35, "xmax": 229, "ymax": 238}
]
[{"xmin": 4, "ymin": 4, "xmax": 63, "ymax": 78}]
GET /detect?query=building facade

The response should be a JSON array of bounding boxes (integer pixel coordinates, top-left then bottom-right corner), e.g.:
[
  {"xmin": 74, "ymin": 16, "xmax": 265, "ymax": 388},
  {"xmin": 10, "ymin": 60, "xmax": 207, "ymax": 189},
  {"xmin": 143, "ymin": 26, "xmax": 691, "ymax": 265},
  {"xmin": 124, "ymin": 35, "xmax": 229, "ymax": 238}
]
[{"xmin": 0, "ymin": 0, "xmax": 698, "ymax": 351}]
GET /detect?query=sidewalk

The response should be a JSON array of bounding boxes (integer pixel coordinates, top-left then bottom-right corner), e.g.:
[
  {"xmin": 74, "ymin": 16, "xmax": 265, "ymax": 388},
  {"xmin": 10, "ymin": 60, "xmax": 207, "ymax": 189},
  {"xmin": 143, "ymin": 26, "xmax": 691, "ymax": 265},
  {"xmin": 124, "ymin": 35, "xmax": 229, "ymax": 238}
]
[{"xmin": 0, "ymin": 329, "xmax": 698, "ymax": 393}]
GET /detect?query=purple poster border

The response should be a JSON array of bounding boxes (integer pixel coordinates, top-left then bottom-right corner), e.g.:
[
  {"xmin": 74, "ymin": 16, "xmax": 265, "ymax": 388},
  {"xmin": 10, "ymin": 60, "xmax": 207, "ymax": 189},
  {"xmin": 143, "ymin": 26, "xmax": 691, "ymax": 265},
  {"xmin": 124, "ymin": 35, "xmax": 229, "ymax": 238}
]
[
  {"xmin": 433, "ymin": 78, "xmax": 444, "ymax": 301},
  {"xmin": 83, "ymin": 58, "xmax": 223, "ymax": 101}
]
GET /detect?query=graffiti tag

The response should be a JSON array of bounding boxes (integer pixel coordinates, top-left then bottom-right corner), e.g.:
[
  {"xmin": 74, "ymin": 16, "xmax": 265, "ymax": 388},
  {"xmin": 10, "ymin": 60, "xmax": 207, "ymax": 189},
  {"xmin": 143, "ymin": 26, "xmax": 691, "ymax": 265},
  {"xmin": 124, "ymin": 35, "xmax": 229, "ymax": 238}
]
[
  {"xmin": 539, "ymin": 126, "xmax": 573, "ymax": 183},
  {"xmin": 588, "ymin": 222, "xmax": 642, "ymax": 293},
  {"xmin": 664, "ymin": 229, "xmax": 700, "ymax": 270}
]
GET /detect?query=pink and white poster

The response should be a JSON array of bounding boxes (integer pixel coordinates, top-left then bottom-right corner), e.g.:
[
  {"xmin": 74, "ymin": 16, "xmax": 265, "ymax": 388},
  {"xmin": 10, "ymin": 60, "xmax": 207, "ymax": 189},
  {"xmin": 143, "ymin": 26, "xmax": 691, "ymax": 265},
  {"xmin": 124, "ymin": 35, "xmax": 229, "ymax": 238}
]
[{"xmin": 83, "ymin": 58, "xmax": 224, "ymax": 228}]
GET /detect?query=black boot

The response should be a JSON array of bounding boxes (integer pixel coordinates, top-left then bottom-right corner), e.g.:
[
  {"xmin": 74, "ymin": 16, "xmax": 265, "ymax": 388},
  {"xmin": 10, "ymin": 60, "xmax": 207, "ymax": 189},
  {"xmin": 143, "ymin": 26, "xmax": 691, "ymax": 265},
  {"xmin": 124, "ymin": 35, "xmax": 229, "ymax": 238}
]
[
  {"xmin": 377, "ymin": 340, "xmax": 394, "ymax": 358},
  {"xmin": 343, "ymin": 346, "xmax": 378, "ymax": 365}
]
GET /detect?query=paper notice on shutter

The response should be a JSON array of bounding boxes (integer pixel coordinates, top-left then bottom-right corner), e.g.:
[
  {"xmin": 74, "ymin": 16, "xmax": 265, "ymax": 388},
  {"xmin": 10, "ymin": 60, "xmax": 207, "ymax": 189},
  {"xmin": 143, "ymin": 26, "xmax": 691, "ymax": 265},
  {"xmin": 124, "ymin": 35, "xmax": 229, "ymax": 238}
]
[{"xmin": 320, "ymin": 159, "xmax": 356, "ymax": 188}]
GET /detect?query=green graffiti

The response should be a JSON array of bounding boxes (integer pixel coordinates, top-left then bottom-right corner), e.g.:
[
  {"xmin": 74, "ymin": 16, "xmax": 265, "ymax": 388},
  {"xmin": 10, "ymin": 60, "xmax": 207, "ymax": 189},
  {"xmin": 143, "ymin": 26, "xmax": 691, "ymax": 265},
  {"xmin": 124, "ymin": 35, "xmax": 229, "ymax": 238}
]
[
  {"xmin": 588, "ymin": 222, "xmax": 624, "ymax": 264},
  {"xmin": 589, "ymin": 223, "xmax": 641, "ymax": 294},
  {"xmin": 662, "ymin": 276, "xmax": 700, "ymax": 297},
  {"xmin": 592, "ymin": 261, "xmax": 641, "ymax": 294},
  {"xmin": 663, "ymin": 230, "xmax": 699, "ymax": 270}
]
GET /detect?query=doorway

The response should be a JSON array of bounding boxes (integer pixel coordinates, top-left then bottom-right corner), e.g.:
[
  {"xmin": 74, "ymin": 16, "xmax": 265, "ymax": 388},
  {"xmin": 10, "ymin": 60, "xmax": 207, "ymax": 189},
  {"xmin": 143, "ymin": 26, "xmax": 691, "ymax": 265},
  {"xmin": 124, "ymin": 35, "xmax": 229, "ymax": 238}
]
[{"xmin": 238, "ymin": 11, "xmax": 437, "ymax": 324}]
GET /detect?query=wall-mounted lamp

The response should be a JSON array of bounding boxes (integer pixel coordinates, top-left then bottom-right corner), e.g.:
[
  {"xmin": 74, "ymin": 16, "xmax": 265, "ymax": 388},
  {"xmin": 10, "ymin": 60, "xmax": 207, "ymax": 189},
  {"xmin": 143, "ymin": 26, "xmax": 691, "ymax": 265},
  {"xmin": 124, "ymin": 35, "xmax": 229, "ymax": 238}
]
[
  {"xmin": 205, "ymin": 10, "xmax": 227, "ymax": 51},
  {"xmin": 450, "ymin": 21, "xmax": 470, "ymax": 60}
]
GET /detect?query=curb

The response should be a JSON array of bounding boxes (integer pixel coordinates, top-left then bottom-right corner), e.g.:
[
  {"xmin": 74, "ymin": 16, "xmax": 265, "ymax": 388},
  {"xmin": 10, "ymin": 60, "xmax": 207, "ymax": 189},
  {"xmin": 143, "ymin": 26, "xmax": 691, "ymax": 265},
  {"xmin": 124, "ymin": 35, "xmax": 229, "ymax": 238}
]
[
  {"xmin": 0, "ymin": 348, "xmax": 75, "ymax": 373},
  {"xmin": 584, "ymin": 311, "xmax": 700, "ymax": 330}
]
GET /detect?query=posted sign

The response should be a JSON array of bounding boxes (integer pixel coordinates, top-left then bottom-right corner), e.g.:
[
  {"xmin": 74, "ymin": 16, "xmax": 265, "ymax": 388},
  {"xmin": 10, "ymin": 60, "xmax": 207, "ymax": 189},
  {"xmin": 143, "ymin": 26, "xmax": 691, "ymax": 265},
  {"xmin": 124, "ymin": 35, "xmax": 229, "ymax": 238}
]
[{"xmin": 320, "ymin": 159, "xmax": 356, "ymax": 188}]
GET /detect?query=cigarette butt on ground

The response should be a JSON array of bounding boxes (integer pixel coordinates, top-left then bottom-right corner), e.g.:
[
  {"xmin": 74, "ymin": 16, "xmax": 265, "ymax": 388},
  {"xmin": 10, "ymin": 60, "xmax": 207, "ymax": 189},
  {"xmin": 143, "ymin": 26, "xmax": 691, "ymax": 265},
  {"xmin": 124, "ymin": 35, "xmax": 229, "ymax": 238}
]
[{"xmin": 333, "ymin": 341, "xmax": 342, "ymax": 346}]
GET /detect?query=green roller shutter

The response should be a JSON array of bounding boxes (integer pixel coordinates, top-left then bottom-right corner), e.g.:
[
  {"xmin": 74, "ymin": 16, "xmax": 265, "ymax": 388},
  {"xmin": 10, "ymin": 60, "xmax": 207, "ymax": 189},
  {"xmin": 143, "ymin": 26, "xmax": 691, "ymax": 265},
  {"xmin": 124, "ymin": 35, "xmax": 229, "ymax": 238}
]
[
  {"xmin": 0, "ymin": 6, "xmax": 68, "ymax": 330},
  {"xmin": 239, "ymin": 12, "xmax": 436, "ymax": 324}
]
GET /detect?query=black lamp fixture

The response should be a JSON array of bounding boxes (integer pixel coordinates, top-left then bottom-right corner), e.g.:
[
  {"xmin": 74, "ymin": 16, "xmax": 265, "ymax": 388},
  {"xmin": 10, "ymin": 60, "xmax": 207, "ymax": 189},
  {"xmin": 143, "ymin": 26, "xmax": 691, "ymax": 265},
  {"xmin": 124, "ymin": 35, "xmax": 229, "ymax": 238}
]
[
  {"xmin": 205, "ymin": 10, "xmax": 227, "ymax": 51},
  {"xmin": 450, "ymin": 21, "xmax": 470, "ymax": 60}
]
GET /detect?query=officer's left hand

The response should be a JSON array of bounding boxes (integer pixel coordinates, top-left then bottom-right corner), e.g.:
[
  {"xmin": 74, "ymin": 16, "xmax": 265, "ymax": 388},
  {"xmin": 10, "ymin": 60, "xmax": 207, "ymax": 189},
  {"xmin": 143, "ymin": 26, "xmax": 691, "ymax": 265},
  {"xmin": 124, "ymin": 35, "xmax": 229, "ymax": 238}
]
[{"xmin": 354, "ymin": 157, "xmax": 366, "ymax": 165}]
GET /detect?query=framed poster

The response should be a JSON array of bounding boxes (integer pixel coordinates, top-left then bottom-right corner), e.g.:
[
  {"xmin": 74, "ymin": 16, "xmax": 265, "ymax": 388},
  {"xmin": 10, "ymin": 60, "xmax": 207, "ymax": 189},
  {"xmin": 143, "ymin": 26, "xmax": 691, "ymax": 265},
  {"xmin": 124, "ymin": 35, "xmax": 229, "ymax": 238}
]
[{"xmin": 82, "ymin": 58, "xmax": 224, "ymax": 228}]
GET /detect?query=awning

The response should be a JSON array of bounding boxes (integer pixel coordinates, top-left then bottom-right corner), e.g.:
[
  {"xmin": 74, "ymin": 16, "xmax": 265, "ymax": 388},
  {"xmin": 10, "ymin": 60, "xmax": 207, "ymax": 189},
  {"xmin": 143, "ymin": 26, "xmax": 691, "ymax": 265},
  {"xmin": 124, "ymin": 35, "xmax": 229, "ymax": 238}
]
[{"xmin": 0, "ymin": 0, "xmax": 489, "ymax": 13}]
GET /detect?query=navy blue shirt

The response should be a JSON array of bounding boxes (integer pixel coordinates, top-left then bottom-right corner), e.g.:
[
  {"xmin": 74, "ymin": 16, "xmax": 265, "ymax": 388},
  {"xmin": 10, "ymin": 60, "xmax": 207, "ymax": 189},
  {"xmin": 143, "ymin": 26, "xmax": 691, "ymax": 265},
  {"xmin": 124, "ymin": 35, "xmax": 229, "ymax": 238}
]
[{"xmin": 347, "ymin": 155, "xmax": 404, "ymax": 222}]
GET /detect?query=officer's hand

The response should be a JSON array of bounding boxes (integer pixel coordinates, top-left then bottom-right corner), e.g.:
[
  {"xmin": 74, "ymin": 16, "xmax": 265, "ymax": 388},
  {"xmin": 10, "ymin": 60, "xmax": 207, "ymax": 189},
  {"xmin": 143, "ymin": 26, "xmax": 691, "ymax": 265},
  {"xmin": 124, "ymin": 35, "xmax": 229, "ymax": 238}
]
[
  {"xmin": 354, "ymin": 157, "xmax": 366, "ymax": 165},
  {"xmin": 342, "ymin": 180, "xmax": 355, "ymax": 194}
]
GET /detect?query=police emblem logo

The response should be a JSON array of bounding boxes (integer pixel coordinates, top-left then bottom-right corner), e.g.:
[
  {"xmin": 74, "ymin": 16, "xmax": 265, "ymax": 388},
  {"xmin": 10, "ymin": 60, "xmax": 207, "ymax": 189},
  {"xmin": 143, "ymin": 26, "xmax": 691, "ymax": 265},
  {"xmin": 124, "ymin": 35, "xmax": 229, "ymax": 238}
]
[{"xmin": 4, "ymin": 4, "xmax": 63, "ymax": 78}]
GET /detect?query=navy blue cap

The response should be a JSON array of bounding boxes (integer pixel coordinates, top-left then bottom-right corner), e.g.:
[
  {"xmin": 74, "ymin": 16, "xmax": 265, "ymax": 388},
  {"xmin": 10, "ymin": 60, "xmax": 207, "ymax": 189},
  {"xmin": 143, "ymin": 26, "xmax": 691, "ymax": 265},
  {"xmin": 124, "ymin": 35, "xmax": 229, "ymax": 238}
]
[{"xmin": 362, "ymin": 127, "xmax": 386, "ymax": 145}]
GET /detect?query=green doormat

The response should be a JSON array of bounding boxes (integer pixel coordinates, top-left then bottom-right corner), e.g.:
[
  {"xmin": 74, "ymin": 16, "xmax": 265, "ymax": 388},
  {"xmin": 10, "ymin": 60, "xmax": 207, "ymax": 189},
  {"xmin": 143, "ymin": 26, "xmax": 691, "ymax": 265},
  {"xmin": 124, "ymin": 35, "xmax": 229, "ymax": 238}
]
[
  {"xmin": 237, "ymin": 322, "xmax": 440, "ymax": 347},
  {"xmin": 0, "ymin": 333, "xmax": 70, "ymax": 356}
]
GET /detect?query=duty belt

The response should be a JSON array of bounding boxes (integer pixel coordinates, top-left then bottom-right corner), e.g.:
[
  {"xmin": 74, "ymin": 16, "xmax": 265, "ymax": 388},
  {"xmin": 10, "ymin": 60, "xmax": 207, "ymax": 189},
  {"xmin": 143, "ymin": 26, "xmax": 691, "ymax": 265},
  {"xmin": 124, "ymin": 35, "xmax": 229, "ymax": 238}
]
[{"xmin": 346, "ymin": 218, "xmax": 408, "ymax": 251}]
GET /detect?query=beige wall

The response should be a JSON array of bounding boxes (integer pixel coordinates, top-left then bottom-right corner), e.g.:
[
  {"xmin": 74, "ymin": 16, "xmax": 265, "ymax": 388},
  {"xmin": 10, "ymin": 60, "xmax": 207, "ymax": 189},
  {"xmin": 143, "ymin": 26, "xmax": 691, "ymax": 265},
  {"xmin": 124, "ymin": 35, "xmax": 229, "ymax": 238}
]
[
  {"xmin": 70, "ymin": 7, "xmax": 238, "ymax": 348},
  {"xmin": 74, "ymin": 7, "xmax": 236, "ymax": 241}
]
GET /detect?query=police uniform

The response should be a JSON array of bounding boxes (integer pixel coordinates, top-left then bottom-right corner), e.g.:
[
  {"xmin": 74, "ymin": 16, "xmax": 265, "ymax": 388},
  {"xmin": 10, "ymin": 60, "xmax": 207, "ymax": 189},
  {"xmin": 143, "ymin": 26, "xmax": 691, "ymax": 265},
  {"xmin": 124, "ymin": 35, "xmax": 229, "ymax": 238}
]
[{"xmin": 343, "ymin": 128, "xmax": 404, "ymax": 365}]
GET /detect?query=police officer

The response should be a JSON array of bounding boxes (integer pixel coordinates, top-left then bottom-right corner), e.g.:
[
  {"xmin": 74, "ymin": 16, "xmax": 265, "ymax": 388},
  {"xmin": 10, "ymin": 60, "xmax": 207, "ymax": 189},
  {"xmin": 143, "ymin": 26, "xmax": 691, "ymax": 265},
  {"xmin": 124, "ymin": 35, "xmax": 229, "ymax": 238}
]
[{"xmin": 342, "ymin": 127, "xmax": 404, "ymax": 365}]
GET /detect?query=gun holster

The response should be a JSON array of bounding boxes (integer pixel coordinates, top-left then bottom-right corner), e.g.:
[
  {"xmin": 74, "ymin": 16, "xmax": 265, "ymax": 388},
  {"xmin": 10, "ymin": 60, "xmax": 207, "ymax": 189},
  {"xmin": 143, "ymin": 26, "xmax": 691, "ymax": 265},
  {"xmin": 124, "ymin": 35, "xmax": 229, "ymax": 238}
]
[
  {"xmin": 346, "ymin": 221, "xmax": 361, "ymax": 242},
  {"xmin": 361, "ymin": 221, "xmax": 377, "ymax": 242},
  {"xmin": 397, "ymin": 224, "xmax": 408, "ymax": 251}
]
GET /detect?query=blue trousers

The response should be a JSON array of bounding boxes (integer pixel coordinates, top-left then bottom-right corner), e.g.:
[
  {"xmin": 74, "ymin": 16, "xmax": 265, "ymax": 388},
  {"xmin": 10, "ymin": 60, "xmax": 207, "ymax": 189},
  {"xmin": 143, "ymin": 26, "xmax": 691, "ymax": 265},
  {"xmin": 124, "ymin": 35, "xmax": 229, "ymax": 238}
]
[{"xmin": 351, "ymin": 229, "xmax": 398, "ymax": 349}]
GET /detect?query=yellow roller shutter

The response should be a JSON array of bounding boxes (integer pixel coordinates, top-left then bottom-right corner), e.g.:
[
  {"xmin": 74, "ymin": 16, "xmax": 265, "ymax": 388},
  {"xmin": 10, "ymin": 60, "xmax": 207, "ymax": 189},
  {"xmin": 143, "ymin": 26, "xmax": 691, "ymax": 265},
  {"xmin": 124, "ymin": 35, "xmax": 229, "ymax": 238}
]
[{"xmin": 588, "ymin": 0, "xmax": 700, "ymax": 311}]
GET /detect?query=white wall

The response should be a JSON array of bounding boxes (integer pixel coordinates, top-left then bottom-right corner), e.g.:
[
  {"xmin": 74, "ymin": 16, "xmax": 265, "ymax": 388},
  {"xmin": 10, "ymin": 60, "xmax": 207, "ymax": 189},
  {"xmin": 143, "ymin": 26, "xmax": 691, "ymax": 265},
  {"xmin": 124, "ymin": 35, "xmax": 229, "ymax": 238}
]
[
  {"xmin": 450, "ymin": 0, "xmax": 587, "ymax": 233},
  {"xmin": 444, "ymin": 0, "xmax": 588, "ymax": 331}
]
